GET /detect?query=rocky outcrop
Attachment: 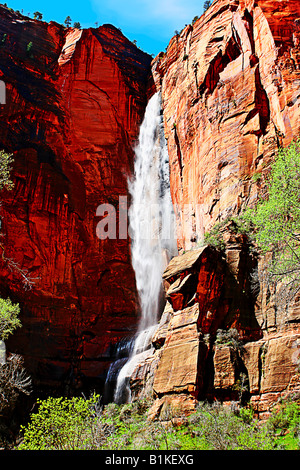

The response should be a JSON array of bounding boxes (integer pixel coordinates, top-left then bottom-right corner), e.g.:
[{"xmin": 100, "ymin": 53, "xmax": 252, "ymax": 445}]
[
  {"xmin": 0, "ymin": 6, "xmax": 152, "ymax": 391},
  {"xmin": 152, "ymin": 0, "xmax": 300, "ymax": 252},
  {"xmin": 131, "ymin": 225, "xmax": 300, "ymax": 418},
  {"xmin": 129, "ymin": 0, "xmax": 300, "ymax": 418}
]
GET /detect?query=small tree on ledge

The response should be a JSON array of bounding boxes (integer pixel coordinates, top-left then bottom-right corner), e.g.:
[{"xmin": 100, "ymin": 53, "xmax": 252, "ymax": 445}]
[
  {"xmin": 64, "ymin": 16, "xmax": 72, "ymax": 27},
  {"xmin": 203, "ymin": 0, "xmax": 212, "ymax": 12},
  {"xmin": 33, "ymin": 11, "xmax": 43, "ymax": 20}
]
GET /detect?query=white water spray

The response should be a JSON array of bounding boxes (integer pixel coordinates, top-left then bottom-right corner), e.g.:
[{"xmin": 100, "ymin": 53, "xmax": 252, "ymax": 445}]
[{"xmin": 113, "ymin": 92, "xmax": 177, "ymax": 403}]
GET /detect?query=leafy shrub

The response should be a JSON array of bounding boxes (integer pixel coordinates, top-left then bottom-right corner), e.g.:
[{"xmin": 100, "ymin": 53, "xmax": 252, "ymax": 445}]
[
  {"xmin": 26, "ymin": 42, "xmax": 33, "ymax": 56},
  {"xmin": 0, "ymin": 151, "xmax": 14, "ymax": 191},
  {"xmin": 252, "ymin": 172, "xmax": 262, "ymax": 182},
  {"xmin": 18, "ymin": 394, "xmax": 101, "ymax": 450},
  {"xmin": 17, "ymin": 395, "xmax": 300, "ymax": 450},
  {"xmin": 203, "ymin": 221, "xmax": 226, "ymax": 249},
  {"xmin": 267, "ymin": 400, "xmax": 300, "ymax": 449},
  {"xmin": 176, "ymin": 402, "xmax": 274, "ymax": 450},
  {"xmin": 99, "ymin": 399, "xmax": 175, "ymax": 450},
  {"xmin": 243, "ymin": 139, "xmax": 300, "ymax": 292},
  {"xmin": 203, "ymin": 217, "xmax": 250, "ymax": 250},
  {"xmin": 0, "ymin": 298, "xmax": 21, "ymax": 341}
]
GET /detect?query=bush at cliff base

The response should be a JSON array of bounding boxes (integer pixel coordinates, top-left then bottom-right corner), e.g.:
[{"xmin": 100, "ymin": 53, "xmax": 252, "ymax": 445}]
[
  {"xmin": 17, "ymin": 396, "xmax": 300, "ymax": 450},
  {"xmin": 17, "ymin": 394, "xmax": 102, "ymax": 450}
]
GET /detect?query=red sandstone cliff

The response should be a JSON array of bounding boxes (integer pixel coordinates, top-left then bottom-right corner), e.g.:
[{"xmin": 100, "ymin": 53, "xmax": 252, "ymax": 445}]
[
  {"xmin": 0, "ymin": 0, "xmax": 299, "ymax": 417},
  {"xmin": 130, "ymin": 0, "xmax": 300, "ymax": 417},
  {"xmin": 153, "ymin": 0, "xmax": 300, "ymax": 251},
  {"xmin": 0, "ymin": 6, "xmax": 152, "ymax": 391}
]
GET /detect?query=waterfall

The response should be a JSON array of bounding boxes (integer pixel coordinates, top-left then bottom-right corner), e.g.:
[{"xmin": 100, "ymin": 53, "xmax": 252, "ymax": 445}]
[{"xmin": 113, "ymin": 92, "xmax": 177, "ymax": 403}]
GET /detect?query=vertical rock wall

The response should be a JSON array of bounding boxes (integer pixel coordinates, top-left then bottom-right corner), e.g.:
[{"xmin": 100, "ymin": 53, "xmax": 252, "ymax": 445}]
[
  {"xmin": 132, "ymin": 0, "xmax": 300, "ymax": 417},
  {"xmin": 0, "ymin": 6, "xmax": 152, "ymax": 392},
  {"xmin": 152, "ymin": 0, "xmax": 300, "ymax": 251}
]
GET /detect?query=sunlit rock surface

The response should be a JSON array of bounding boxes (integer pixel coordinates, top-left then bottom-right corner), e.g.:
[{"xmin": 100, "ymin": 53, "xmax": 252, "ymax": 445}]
[
  {"xmin": 0, "ymin": 1, "xmax": 299, "ymax": 416},
  {"xmin": 152, "ymin": 0, "xmax": 300, "ymax": 251},
  {"xmin": 0, "ymin": 5, "xmax": 152, "ymax": 391}
]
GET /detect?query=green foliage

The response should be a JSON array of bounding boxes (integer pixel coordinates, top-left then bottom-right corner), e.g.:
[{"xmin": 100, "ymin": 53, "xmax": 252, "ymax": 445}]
[
  {"xmin": 18, "ymin": 394, "xmax": 101, "ymax": 450},
  {"xmin": 26, "ymin": 41, "xmax": 33, "ymax": 57},
  {"xmin": 0, "ymin": 151, "xmax": 14, "ymax": 191},
  {"xmin": 243, "ymin": 139, "xmax": 300, "ymax": 290},
  {"xmin": 33, "ymin": 11, "xmax": 42, "ymax": 20},
  {"xmin": 267, "ymin": 400, "xmax": 300, "ymax": 450},
  {"xmin": 0, "ymin": 298, "xmax": 21, "ymax": 341},
  {"xmin": 203, "ymin": 0, "xmax": 212, "ymax": 12},
  {"xmin": 203, "ymin": 221, "xmax": 226, "ymax": 249},
  {"xmin": 64, "ymin": 16, "xmax": 72, "ymax": 27},
  {"xmin": 203, "ymin": 217, "xmax": 249, "ymax": 250},
  {"xmin": 215, "ymin": 328, "xmax": 243, "ymax": 350},
  {"xmin": 239, "ymin": 405, "xmax": 255, "ymax": 424},
  {"xmin": 244, "ymin": 140, "xmax": 300, "ymax": 252},
  {"xmin": 17, "ymin": 394, "xmax": 300, "ymax": 450},
  {"xmin": 252, "ymin": 171, "xmax": 262, "ymax": 182},
  {"xmin": 97, "ymin": 399, "xmax": 179, "ymax": 450},
  {"xmin": 73, "ymin": 21, "xmax": 81, "ymax": 29},
  {"xmin": 0, "ymin": 33, "xmax": 7, "ymax": 46},
  {"xmin": 178, "ymin": 402, "xmax": 274, "ymax": 450}
]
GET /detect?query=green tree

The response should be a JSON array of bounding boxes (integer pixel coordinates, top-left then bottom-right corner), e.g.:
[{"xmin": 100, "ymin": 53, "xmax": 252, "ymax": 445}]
[
  {"xmin": 64, "ymin": 16, "xmax": 72, "ymax": 27},
  {"xmin": 33, "ymin": 11, "xmax": 42, "ymax": 20},
  {"xmin": 0, "ymin": 151, "xmax": 14, "ymax": 191},
  {"xmin": 73, "ymin": 21, "xmax": 81, "ymax": 29},
  {"xmin": 0, "ymin": 298, "xmax": 21, "ymax": 341},
  {"xmin": 243, "ymin": 139, "xmax": 300, "ymax": 301},
  {"xmin": 203, "ymin": 0, "xmax": 211, "ymax": 12},
  {"xmin": 18, "ymin": 395, "xmax": 101, "ymax": 450},
  {"xmin": 26, "ymin": 41, "xmax": 33, "ymax": 57}
]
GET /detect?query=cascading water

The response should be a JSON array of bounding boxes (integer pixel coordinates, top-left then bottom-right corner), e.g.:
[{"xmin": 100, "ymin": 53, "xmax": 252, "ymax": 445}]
[{"xmin": 113, "ymin": 92, "xmax": 177, "ymax": 403}]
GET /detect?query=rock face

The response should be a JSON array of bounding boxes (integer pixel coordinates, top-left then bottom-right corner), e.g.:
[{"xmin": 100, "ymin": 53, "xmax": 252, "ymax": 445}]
[
  {"xmin": 152, "ymin": 0, "xmax": 300, "ymax": 251},
  {"xmin": 0, "ymin": 0, "xmax": 299, "ymax": 417},
  {"xmin": 130, "ymin": 0, "xmax": 300, "ymax": 416},
  {"xmin": 0, "ymin": 6, "xmax": 152, "ymax": 391},
  {"xmin": 132, "ymin": 225, "xmax": 300, "ymax": 417}
]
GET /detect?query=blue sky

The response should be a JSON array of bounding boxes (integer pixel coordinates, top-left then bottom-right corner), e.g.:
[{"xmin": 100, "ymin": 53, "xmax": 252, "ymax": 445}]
[{"xmin": 5, "ymin": 0, "xmax": 206, "ymax": 56}]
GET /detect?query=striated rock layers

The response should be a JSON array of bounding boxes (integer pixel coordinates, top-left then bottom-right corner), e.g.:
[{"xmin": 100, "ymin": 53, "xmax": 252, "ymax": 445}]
[
  {"xmin": 132, "ymin": 225, "xmax": 300, "ymax": 418},
  {"xmin": 131, "ymin": 0, "xmax": 300, "ymax": 417},
  {"xmin": 0, "ymin": 0, "xmax": 299, "ymax": 416},
  {"xmin": 0, "ymin": 6, "xmax": 152, "ymax": 391},
  {"xmin": 152, "ymin": 0, "xmax": 300, "ymax": 251}
]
